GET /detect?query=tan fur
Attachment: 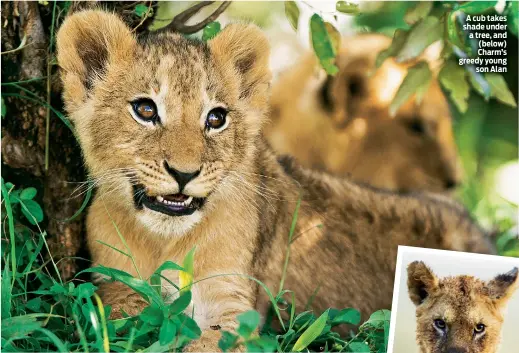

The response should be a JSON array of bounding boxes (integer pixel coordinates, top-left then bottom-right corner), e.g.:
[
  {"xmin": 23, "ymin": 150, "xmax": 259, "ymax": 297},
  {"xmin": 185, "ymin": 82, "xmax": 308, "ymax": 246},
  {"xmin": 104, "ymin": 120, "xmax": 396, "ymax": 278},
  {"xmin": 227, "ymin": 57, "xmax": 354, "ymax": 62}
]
[
  {"xmin": 407, "ymin": 262, "xmax": 519, "ymax": 353},
  {"xmin": 265, "ymin": 34, "xmax": 461, "ymax": 193},
  {"xmin": 57, "ymin": 11, "xmax": 495, "ymax": 352}
]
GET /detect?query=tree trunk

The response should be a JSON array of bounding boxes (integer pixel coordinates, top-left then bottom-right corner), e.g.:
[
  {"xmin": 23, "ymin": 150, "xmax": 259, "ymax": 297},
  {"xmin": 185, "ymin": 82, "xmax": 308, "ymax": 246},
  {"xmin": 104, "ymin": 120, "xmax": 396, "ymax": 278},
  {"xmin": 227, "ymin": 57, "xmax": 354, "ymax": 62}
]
[{"xmin": 1, "ymin": 1, "xmax": 157, "ymax": 280}]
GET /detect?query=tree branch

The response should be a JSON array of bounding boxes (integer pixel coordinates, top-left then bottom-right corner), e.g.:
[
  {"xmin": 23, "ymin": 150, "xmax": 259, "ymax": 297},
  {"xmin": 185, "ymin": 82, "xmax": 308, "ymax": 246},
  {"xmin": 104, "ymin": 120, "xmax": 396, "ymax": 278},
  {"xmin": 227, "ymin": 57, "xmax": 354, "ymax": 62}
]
[{"xmin": 160, "ymin": 1, "xmax": 231, "ymax": 34}]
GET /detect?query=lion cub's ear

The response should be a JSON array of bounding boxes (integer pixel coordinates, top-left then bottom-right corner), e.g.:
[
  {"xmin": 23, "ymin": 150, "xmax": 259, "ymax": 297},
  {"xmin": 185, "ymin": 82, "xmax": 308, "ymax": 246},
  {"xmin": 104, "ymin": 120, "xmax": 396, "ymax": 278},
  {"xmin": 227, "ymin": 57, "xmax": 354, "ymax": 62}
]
[
  {"xmin": 56, "ymin": 10, "xmax": 137, "ymax": 110},
  {"xmin": 407, "ymin": 261, "xmax": 439, "ymax": 306},
  {"xmin": 485, "ymin": 267, "xmax": 519, "ymax": 306},
  {"xmin": 208, "ymin": 24, "xmax": 271, "ymax": 104}
]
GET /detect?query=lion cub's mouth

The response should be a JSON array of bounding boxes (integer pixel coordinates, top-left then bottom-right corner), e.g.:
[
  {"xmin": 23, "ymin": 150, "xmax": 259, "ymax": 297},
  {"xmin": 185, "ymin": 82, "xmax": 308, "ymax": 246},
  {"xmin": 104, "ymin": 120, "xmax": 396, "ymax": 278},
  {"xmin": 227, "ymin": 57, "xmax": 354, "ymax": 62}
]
[{"xmin": 133, "ymin": 185, "xmax": 205, "ymax": 217}]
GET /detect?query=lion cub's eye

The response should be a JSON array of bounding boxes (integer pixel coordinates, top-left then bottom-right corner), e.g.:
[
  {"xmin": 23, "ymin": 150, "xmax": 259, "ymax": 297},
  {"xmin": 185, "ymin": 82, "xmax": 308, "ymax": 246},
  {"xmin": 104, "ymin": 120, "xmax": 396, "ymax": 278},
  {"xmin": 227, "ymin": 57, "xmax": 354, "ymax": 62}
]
[
  {"xmin": 131, "ymin": 99, "xmax": 158, "ymax": 123},
  {"xmin": 206, "ymin": 108, "xmax": 228, "ymax": 130},
  {"xmin": 406, "ymin": 118, "xmax": 426, "ymax": 135},
  {"xmin": 434, "ymin": 319, "xmax": 446, "ymax": 330},
  {"xmin": 474, "ymin": 323, "xmax": 485, "ymax": 334}
]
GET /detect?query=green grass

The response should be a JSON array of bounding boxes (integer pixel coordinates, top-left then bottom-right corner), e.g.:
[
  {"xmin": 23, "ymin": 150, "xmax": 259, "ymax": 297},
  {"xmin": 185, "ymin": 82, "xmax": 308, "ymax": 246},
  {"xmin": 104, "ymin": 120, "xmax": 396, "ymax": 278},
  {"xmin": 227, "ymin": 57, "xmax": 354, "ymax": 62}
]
[{"xmin": 0, "ymin": 180, "xmax": 390, "ymax": 352}]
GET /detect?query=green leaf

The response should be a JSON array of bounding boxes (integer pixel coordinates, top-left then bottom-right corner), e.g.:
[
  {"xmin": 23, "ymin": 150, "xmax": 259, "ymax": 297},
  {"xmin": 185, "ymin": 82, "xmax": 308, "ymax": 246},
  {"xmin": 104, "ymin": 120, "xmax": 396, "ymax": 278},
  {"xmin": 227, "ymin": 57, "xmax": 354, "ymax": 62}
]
[
  {"xmin": 134, "ymin": 4, "xmax": 152, "ymax": 18},
  {"xmin": 72, "ymin": 282, "xmax": 97, "ymax": 300},
  {"xmin": 140, "ymin": 305, "xmax": 164, "ymax": 326},
  {"xmin": 466, "ymin": 66, "xmax": 491, "ymax": 100},
  {"xmin": 236, "ymin": 310, "xmax": 260, "ymax": 338},
  {"xmin": 336, "ymin": 1, "xmax": 359, "ymax": 14},
  {"xmin": 49, "ymin": 282, "xmax": 67, "ymax": 295},
  {"xmin": 1, "ymin": 315, "xmax": 42, "ymax": 339},
  {"xmin": 20, "ymin": 199, "xmax": 44, "ymax": 225},
  {"xmin": 176, "ymin": 314, "xmax": 201, "ymax": 340},
  {"xmin": 486, "ymin": 73, "xmax": 517, "ymax": 107},
  {"xmin": 285, "ymin": 1, "xmax": 300, "ymax": 31},
  {"xmin": 35, "ymin": 328, "xmax": 68, "ymax": 353},
  {"xmin": 1, "ymin": 258, "xmax": 11, "ymax": 318},
  {"xmin": 459, "ymin": 1, "xmax": 497, "ymax": 15},
  {"xmin": 292, "ymin": 309, "xmax": 329, "ymax": 352},
  {"xmin": 331, "ymin": 308, "xmax": 361, "ymax": 326},
  {"xmin": 310, "ymin": 14, "xmax": 339, "ymax": 75},
  {"xmin": 25, "ymin": 297, "xmax": 42, "ymax": 312},
  {"xmin": 159, "ymin": 318, "xmax": 177, "ymax": 345},
  {"xmin": 376, "ymin": 29, "xmax": 408, "ymax": 67},
  {"xmin": 446, "ymin": 11, "xmax": 464, "ymax": 50},
  {"xmin": 325, "ymin": 22, "xmax": 341, "ymax": 54},
  {"xmin": 439, "ymin": 60, "xmax": 470, "ymax": 113},
  {"xmin": 347, "ymin": 341, "xmax": 370, "ymax": 352},
  {"xmin": 1, "ymin": 96, "xmax": 6, "ymax": 118},
  {"xmin": 390, "ymin": 61, "xmax": 432, "ymax": 116},
  {"xmin": 81, "ymin": 266, "xmax": 163, "ymax": 307},
  {"xmin": 404, "ymin": 1, "xmax": 433, "ymax": 25},
  {"xmin": 397, "ymin": 16, "xmax": 442, "ymax": 62},
  {"xmin": 180, "ymin": 248, "xmax": 195, "ymax": 293},
  {"xmin": 167, "ymin": 291, "xmax": 192, "ymax": 316},
  {"xmin": 218, "ymin": 331, "xmax": 239, "ymax": 352},
  {"xmin": 507, "ymin": 1, "xmax": 518, "ymax": 36},
  {"xmin": 363, "ymin": 309, "xmax": 391, "ymax": 329},
  {"xmin": 20, "ymin": 187, "xmax": 37, "ymax": 200},
  {"xmin": 202, "ymin": 21, "xmax": 221, "ymax": 41},
  {"xmin": 154, "ymin": 261, "xmax": 184, "ymax": 275}
]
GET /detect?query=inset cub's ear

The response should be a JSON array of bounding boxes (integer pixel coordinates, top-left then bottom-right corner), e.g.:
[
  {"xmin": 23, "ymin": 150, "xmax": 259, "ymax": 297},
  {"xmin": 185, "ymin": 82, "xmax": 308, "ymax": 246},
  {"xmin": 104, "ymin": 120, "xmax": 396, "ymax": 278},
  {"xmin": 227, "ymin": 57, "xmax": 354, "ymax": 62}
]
[
  {"xmin": 485, "ymin": 267, "xmax": 519, "ymax": 306},
  {"xmin": 56, "ymin": 10, "xmax": 137, "ymax": 109},
  {"xmin": 407, "ymin": 261, "xmax": 439, "ymax": 306},
  {"xmin": 209, "ymin": 24, "xmax": 271, "ymax": 104}
]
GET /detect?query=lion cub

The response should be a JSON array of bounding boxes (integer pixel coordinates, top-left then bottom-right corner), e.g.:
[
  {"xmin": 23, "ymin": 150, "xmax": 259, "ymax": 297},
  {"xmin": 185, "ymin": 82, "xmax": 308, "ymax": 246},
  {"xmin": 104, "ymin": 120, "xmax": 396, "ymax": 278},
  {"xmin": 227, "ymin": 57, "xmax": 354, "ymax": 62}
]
[
  {"xmin": 57, "ymin": 10, "xmax": 494, "ymax": 352},
  {"xmin": 407, "ymin": 262, "xmax": 518, "ymax": 353},
  {"xmin": 266, "ymin": 34, "xmax": 461, "ymax": 193}
]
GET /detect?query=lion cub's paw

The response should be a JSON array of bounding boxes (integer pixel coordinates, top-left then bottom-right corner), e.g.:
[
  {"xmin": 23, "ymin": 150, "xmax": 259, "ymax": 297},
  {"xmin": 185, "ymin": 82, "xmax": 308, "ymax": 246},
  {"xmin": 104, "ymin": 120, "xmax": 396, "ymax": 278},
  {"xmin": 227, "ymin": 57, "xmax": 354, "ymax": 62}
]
[{"xmin": 183, "ymin": 329, "xmax": 245, "ymax": 353}]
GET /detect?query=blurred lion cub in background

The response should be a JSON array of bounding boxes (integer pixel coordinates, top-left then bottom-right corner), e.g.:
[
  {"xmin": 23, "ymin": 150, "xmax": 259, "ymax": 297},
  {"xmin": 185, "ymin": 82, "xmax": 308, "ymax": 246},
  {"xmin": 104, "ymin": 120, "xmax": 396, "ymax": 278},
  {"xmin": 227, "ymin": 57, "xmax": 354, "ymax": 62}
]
[
  {"xmin": 266, "ymin": 34, "xmax": 461, "ymax": 193},
  {"xmin": 407, "ymin": 262, "xmax": 518, "ymax": 353}
]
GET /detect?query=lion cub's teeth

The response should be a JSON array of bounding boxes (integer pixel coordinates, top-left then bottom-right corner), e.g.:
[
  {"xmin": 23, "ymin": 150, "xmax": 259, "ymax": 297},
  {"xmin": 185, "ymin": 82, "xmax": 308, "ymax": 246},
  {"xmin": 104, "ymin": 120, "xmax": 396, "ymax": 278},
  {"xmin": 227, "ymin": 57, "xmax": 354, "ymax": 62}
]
[
  {"xmin": 184, "ymin": 196, "xmax": 193, "ymax": 205},
  {"xmin": 156, "ymin": 195, "xmax": 164, "ymax": 202}
]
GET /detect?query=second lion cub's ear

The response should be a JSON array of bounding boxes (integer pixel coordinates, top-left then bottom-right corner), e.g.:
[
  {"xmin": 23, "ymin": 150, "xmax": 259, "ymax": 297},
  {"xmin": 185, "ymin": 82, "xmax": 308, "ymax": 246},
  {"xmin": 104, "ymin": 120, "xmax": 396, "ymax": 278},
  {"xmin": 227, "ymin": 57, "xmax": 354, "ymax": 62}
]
[
  {"xmin": 56, "ymin": 10, "xmax": 137, "ymax": 110},
  {"xmin": 407, "ymin": 261, "xmax": 439, "ymax": 306},
  {"xmin": 485, "ymin": 267, "xmax": 519, "ymax": 306},
  {"xmin": 209, "ymin": 24, "xmax": 271, "ymax": 104}
]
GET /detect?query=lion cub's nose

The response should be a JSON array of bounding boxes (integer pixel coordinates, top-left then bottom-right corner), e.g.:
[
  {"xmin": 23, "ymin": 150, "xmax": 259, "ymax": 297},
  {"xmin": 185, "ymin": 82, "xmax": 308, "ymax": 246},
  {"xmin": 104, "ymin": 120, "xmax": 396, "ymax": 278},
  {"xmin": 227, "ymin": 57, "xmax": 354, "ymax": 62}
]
[
  {"xmin": 444, "ymin": 178, "xmax": 459, "ymax": 190},
  {"xmin": 164, "ymin": 161, "xmax": 200, "ymax": 191}
]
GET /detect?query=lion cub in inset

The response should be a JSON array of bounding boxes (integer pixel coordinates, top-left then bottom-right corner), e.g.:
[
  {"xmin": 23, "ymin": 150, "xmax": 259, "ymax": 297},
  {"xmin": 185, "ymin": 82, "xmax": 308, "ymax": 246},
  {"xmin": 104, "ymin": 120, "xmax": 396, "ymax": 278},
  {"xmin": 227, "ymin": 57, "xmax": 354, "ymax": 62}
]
[
  {"xmin": 407, "ymin": 262, "xmax": 518, "ymax": 353},
  {"xmin": 266, "ymin": 34, "xmax": 461, "ymax": 193},
  {"xmin": 57, "ymin": 10, "xmax": 494, "ymax": 352}
]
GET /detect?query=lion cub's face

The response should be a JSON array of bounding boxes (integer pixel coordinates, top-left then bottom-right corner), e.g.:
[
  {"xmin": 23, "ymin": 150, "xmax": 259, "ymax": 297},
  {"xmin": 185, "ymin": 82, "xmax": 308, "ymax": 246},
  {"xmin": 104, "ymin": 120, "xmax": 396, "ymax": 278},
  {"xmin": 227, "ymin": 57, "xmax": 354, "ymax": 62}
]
[
  {"xmin": 267, "ymin": 34, "xmax": 461, "ymax": 193},
  {"xmin": 57, "ymin": 11, "xmax": 270, "ymax": 236},
  {"xmin": 407, "ymin": 261, "xmax": 519, "ymax": 353}
]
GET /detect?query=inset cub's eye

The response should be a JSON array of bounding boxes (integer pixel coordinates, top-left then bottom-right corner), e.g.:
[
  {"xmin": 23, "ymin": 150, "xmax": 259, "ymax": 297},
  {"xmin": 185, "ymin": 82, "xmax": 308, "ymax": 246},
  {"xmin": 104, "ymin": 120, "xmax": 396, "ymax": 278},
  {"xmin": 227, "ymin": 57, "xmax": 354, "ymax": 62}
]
[
  {"xmin": 474, "ymin": 323, "xmax": 485, "ymax": 334},
  {"xmin": 406, "ymin": 118, "xmax": 426, "ymax": 135},
  {"xmin": 206, "ymin": 108, "xmax": 228, "ymax": 130},
  {"xmin": 131, "ymin": 99, "xmax": 158, "ymax": 123},
  {"xmin": 434, "ymin": 319, "xmax": 446, "ymax": 330}
]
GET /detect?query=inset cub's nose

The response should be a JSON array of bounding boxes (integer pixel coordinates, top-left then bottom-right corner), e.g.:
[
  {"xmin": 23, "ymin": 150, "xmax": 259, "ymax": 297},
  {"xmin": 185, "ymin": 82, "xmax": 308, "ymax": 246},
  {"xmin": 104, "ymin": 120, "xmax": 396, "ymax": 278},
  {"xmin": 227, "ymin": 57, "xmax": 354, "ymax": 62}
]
[
  {"xmin": 164, "ymin": 161, "xmax": 200, "ymax": 191},
  {"xmin": 446, "ymin": 348, "xmax": 467, "ymax": 353}
]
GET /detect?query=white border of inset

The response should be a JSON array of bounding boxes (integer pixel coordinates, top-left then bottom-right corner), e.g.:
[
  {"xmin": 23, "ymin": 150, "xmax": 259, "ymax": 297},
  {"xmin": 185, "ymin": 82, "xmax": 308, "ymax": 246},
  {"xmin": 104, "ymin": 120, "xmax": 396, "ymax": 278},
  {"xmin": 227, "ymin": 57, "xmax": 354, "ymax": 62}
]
[{"xmin": 386, "ymin": 246, "xmax": 519, "ymax": 353}]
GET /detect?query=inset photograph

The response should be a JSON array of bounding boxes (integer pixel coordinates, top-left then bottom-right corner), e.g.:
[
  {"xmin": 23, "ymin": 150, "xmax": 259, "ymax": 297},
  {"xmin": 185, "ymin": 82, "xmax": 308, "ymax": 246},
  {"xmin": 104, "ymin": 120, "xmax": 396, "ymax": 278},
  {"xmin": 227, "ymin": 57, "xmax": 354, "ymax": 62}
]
[{"xmin": 388, "ymin": 246, "xmax": 519, "ymax": 353}]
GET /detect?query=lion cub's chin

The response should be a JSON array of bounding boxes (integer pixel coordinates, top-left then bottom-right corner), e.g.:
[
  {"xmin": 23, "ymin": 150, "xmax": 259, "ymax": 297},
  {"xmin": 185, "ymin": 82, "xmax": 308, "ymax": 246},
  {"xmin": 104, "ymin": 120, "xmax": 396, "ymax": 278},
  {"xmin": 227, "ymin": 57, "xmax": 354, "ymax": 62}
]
[{"xmin": 136, "ymin": 208, "xmax": 203, "ymax": 237}]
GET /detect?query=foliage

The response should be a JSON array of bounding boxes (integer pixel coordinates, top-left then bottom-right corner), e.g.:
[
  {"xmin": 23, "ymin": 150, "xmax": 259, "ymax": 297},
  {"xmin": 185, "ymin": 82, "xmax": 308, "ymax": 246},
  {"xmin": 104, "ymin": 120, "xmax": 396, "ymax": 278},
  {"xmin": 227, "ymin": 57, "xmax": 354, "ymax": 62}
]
[
  {"xmin": 285, "ymin": 1, "xmax": 516, "ymax": 114},
  {"xmin": 219, "ymin": 304, "xmax": 390, "ymax": 352}
]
